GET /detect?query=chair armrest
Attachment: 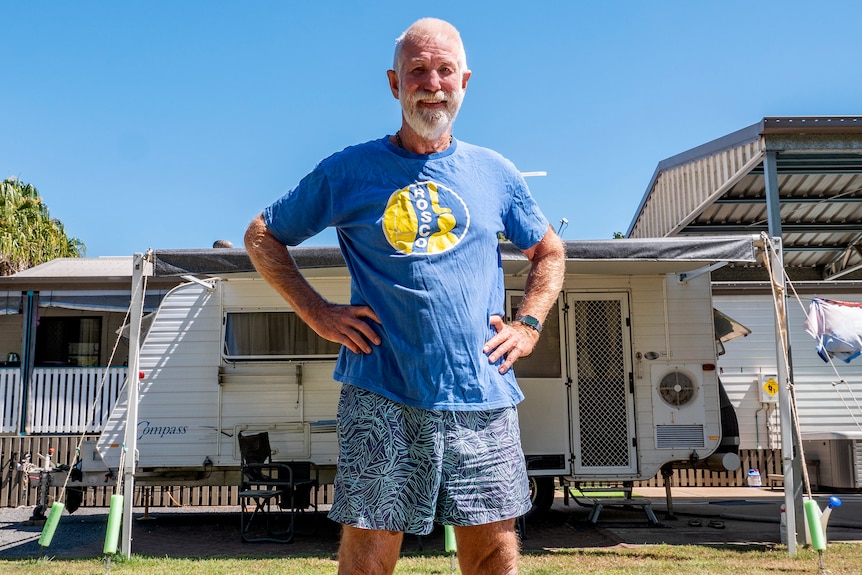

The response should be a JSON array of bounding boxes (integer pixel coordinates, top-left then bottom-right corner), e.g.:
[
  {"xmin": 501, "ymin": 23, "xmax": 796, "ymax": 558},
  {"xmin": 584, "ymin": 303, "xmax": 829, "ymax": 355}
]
[{"xmin": 240, "ymin": 463, "xmax": 293, "ymax": 489}]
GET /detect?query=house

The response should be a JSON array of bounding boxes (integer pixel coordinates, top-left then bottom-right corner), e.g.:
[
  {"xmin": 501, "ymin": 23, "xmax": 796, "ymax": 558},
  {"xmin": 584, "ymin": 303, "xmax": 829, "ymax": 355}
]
[{"xmin": 0, "ymin": 255, "xmax": 184, "ymax": 507}]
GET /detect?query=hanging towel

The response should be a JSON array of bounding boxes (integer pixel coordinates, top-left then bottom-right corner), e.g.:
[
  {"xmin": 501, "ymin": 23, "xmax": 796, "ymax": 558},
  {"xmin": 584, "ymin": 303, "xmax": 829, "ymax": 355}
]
[{"xmin": 804, "ymin": 297, "xmax": 862, "ymax": 363}]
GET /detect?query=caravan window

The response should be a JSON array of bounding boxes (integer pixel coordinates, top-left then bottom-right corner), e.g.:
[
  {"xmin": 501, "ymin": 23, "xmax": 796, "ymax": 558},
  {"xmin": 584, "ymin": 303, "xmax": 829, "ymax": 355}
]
[
  {"xmin": 223, "ymin": 312, "xmax": 341, "ymax": 360},
  {"xmin": 509, "ymin": 296, "xmax": 562, "ymax": 379}
]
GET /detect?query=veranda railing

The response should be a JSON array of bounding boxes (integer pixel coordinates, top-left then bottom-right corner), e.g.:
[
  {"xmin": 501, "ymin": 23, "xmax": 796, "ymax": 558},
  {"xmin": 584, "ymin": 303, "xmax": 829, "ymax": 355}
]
[{"xmin": 0, "ymin": 367, "xmax": 125, "ymax": 434}]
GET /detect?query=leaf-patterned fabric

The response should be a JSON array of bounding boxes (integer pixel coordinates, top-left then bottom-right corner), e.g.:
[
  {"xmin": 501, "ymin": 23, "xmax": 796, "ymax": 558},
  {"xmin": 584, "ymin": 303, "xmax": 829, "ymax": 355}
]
[{"xmin": 328, "ymin": 384, "xmax": 531, "ymax": 534}]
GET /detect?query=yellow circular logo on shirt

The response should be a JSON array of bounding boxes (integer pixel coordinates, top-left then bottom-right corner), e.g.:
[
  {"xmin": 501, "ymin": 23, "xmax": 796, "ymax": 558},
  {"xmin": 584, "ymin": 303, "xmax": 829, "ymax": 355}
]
[{"xmin": 382, "ymin": 181, "xmax": 470, "ymax": 255}]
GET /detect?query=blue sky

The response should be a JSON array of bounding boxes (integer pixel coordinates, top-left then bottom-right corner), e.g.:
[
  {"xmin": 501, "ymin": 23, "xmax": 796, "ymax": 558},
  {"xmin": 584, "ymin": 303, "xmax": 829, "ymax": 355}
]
[{"xmin": 3, "ymin": 1, "xmax": 861, "ymax": 257}]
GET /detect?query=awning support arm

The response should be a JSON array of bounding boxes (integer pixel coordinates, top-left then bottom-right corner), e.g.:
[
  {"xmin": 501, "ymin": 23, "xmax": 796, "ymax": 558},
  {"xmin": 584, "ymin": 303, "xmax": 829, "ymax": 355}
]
[{"xmin": 676, "ymin": 261, "xmax": 729, "ymax": 283}]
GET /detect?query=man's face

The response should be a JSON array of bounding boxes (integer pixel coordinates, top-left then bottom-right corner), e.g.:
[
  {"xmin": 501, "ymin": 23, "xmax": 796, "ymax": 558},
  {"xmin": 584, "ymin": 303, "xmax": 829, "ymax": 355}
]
[{"xmin": 388, "ymin": 35, "xmax": 471, "ymax": 141}]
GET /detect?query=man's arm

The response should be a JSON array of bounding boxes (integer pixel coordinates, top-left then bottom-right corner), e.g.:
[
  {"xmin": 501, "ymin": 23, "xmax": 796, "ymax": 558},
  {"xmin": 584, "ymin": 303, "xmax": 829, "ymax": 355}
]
[
  {"xmin": 243, "ymin": 214, "xmax": 381, "ymax": 354},
  {"xmin": 483, "ymin": 225, "xmax": 566, "ymax": 374}
]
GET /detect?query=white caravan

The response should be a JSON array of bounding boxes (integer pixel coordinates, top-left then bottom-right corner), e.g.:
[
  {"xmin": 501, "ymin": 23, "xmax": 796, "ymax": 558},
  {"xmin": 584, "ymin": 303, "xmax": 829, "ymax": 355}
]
[{"xmin": 88, "ymin": 236, "xmax": 759, "ymax": 510}]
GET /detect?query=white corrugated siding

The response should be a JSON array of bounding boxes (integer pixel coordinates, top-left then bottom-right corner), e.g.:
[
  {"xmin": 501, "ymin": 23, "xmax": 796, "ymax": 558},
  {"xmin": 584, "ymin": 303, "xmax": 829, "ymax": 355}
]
[
  {"xmin": 715, "ymin": 292, "xmax": 862, "ymax": 450},
  {"xmin": 98, "ymin": 277, "xmax": 351, "ymax": 469},
  {"xmin": 98, "ymin": 281, "xmax": 221, "ymax": 468}
]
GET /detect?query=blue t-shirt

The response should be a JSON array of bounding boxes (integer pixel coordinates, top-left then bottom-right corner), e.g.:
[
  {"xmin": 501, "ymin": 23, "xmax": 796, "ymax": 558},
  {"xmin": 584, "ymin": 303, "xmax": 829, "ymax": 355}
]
[{"xmin": 264, "ymin": 137, "xmax": 548, "ymax": 410}]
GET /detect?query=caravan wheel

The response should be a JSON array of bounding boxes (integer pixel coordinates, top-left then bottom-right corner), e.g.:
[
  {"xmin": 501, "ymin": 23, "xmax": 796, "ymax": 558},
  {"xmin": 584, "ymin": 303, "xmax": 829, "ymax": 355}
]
[{"xmin": 526, "ymin": 476, "xmax": 555, "ymax": 519}]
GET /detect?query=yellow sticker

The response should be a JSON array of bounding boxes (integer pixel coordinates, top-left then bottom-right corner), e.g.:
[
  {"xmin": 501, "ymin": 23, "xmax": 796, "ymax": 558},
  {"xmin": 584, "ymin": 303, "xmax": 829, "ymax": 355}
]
[{"xmin": 762, "ymin": 377, "xmax": 779, "ymax": 397}]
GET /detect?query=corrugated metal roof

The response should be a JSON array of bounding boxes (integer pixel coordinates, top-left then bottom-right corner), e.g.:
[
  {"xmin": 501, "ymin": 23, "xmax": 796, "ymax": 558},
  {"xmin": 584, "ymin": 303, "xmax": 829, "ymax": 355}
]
[
  {"xmin": 10, "ymin": 256, "xmax": 137, "ymax": 278},
  {"xmin": 627, "ymin": 116, "xmax": 862, "ymax": 281},
  {"xmin": 0, "ymin": 256, "xmax": 164, "ymax": 290}
]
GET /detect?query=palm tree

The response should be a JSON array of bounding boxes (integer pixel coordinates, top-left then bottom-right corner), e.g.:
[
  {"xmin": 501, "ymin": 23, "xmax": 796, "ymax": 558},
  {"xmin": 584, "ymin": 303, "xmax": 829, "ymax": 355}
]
[{"xmin": 0, "ymin": 177, "xmax": 85, "ymax": 275}]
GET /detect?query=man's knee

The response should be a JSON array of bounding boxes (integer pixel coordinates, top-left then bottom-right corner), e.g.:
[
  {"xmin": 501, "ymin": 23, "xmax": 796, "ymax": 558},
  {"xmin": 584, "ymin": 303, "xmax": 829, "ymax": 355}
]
[
  {"xmin": 337, "ymin": 525, "xmax": 403, "ymax": 575},
  {"xmin": 454, "ymin": 519, "xmax": 520, "ymax": 575}
]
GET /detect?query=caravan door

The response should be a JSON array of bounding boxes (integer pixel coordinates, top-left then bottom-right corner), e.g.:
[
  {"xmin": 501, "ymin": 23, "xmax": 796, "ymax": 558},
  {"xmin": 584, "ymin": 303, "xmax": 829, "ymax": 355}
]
[
  {"xmin": 567, "ymin": 293, "xmax": 638, "ymax": 477},
  {"xmin": 509, "ymin": 294, "xmax": 569, "ymax": 477}
]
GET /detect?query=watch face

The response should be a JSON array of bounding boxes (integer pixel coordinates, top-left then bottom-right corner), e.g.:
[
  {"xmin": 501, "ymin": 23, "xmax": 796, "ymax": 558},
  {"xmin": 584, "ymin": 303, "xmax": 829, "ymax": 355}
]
[{"xmin": 517, "ymin": 315, "xmax": 541, "ymax": 332}]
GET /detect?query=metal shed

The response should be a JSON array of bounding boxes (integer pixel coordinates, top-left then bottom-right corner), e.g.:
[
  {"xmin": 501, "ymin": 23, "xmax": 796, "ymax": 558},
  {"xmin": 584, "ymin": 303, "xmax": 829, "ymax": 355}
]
[{"xmin": 627, "ymin": 116, "xmax": 862, "ymax": 282}]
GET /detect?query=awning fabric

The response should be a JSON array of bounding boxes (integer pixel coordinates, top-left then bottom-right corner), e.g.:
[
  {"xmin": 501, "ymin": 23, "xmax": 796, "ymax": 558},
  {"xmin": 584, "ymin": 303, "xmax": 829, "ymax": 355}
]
[
  {"xmin": 0, "ymin": 291, "xmax": 21, "ymax": 315},
  {"xmin": 1, "ymin": 290, "xmax": 164, "ymax": 314},
  {"xmin": 151, "ymin": 236, "xmax": 760, "ymax": 276}
]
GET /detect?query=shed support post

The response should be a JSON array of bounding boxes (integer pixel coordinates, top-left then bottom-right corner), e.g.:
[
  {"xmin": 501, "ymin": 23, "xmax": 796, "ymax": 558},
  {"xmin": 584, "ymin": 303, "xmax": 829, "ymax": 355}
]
[{"xmin": 764, "ymin": 151, "xmax": 803, "ymax": 554}]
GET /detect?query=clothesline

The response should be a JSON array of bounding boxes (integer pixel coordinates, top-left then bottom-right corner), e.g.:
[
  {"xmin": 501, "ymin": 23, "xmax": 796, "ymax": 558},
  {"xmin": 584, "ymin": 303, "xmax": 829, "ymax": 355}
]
[{"xmin": 772, "ymin": 242, "xmax": 862, "ymax": 435}]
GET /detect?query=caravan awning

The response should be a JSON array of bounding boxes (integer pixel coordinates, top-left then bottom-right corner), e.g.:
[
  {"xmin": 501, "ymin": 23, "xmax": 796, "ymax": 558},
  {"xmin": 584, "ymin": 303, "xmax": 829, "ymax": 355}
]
[
  {"xmin": 555, "ymin": 235, "xmax": 760, "ymax": 275},
  {"xmin": 150, "ymin": 235, "xmax": 761, "ymax": 278},
  {"xmin": 0, "ymin": 290, "xmax": 163, "ymax": 313},
  {"xmin": 0, "ymin": 291, "xmax": 21, "ymax": 315},
  {"xmin": 39, "ymin": 290, "xmax": 163, "ymax": 312}
]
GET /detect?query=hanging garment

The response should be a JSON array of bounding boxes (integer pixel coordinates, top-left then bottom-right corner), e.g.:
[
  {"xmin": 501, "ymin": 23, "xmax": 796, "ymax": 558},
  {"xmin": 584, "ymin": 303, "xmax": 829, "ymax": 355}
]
[{"xmin": 804, "ymin": 297, "xmax": 862, "ymax": 363}]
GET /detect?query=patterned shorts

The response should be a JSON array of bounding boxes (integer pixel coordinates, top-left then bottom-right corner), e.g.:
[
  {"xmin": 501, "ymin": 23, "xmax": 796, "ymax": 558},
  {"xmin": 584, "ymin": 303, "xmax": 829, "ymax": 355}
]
[{"xmin": 328, "ymin": 384, "xmax": 531, "ymax": 535}]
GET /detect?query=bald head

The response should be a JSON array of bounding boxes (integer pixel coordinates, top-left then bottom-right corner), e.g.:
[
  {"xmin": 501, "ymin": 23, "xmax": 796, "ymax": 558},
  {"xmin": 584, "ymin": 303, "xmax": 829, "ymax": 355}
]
[{"xmin": 393, "ymin": 18, "xmax": 468, "ymax": 73}]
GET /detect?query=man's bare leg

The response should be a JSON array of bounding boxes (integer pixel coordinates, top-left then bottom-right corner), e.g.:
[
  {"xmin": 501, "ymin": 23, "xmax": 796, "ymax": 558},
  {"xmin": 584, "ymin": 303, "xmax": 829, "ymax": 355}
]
[
  {"xmin": 454, "ymin": 519, "xmax": 519, "ymax": 575},
  {"xmin": 337, "ymin": 525, "xmax": 403, "ymax": 575}
]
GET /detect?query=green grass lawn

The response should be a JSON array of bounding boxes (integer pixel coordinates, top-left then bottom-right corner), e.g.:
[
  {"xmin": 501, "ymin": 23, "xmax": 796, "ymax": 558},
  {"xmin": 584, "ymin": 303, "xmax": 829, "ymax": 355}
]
[{"xmin": 2, "ymin": 544, "xmax": 860, "ymax": 575}]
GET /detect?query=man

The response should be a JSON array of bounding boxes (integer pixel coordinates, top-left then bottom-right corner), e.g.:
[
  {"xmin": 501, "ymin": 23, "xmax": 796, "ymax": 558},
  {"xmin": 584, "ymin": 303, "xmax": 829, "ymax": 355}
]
[{"xmin": 245, "ymin": 17, "xmax": 565, "ymax": 575}]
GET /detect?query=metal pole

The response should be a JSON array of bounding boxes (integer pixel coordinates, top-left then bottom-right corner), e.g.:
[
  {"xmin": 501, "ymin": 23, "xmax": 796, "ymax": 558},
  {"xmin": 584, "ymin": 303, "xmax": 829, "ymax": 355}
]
[
  {"xmin": 764, "ymin": 151, "xmax": 782, "ymax": 240},
  {"xmin": 763, "ymin": 151, "xmax": 801, "ymax": 553},
  {"xmin": 121, "ymin": 253, "xmax": 145, "ymax": 557},
  {"xmin": 769, "ymin": 238, "xmax": 799, "ymax": 554},
  {"xmin": 19, "ymin": 291, "xmax": 38, "ymax": 435}
]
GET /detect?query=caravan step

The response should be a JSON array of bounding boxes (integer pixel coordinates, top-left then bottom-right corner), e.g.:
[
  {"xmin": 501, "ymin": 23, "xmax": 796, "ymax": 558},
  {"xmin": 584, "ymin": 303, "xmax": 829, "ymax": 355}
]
[{"xmin": 585, "ymin": 497, "xmax": 661, "ymax": 526}]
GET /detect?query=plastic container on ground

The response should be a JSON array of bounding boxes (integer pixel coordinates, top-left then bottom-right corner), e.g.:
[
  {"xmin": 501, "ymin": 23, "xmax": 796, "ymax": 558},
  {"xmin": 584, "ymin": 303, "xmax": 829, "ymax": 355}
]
[{"xmin": 746, "ymin": 468, "xmax": 762, "ymax": 487}]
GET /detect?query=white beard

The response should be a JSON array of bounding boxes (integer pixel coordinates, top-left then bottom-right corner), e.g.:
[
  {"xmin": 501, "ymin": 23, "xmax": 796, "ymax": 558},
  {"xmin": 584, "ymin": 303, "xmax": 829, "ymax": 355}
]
[{"xmin": 400, "ymin": 87, "xmax": 464, "ymax": 141}]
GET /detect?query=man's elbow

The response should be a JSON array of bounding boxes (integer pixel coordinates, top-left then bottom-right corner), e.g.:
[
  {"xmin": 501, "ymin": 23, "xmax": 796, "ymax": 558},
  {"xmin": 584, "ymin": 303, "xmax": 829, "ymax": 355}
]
[
  {"xmin": 530, "ymin": 228, "xmax": 566, "ymax": 262},
  {"xmin": 535, "ymin": 232, "xmax": 566, "ymax": 287},
  {"xmin": 545, "ymin": 232, "xmax": 566, "ymax": 260},
  {"xmin": 244, "ymin": 214, "xmax": 268, "ymax": 253}
]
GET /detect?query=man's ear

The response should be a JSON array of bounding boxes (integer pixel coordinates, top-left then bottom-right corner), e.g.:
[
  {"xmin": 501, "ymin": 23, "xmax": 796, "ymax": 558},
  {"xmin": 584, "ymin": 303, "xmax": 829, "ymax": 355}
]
[
  {"xmin": 387, "ymin": 70, "xmax": 399, "ymax": 99},
  {"xmin": 461, "ymin": 70, "xmax": 472, "ymax": 90}
]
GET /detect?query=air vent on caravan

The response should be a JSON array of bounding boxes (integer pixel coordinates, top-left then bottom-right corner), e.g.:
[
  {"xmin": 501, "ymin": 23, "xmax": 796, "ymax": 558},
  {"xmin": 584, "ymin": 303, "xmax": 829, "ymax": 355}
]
[
  {"xmin": 652, "ymin": 364, "xmax": 708, "ymax": 449},
  {"xmin": 656, "ymin": 424, "xmax": 705, "ymax": 448},
  {"xmin": 658, "ymin": 370, "xmax": 696, "ymax": 408}
]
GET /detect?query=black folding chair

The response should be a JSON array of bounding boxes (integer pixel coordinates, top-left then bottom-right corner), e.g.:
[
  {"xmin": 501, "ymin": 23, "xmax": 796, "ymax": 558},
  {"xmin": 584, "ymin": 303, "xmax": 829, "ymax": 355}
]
[
  {"xmin": 237, "ymin": 431, "xmax": 294, "ymax": 543},
  {"xmin": 280, "ymin": 460, "xmax": 319, "ymax": 534}
]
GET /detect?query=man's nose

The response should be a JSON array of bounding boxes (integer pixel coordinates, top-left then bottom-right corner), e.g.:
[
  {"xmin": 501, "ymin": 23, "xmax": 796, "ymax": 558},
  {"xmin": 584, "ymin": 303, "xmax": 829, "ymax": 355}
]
[{"xmin": 422, "ymin": 70, "xmax": 442, "ymax": 92}]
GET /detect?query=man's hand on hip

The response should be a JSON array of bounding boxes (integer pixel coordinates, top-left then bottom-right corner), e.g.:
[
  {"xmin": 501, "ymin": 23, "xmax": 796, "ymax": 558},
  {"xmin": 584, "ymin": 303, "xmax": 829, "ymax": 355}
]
[
  {"xmin": 306, "ymin": 302, "xmax": 382, "ymax": 355},
  {"xmin": 483, "ymin": 315, "xmax": 539, "ymax": 374}
]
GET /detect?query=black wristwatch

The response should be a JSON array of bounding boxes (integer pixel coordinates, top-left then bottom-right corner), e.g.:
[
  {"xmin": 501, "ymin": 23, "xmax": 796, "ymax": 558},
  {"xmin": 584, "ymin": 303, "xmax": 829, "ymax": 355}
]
[{"xmin": 514, "ymin": 314, "xmax": 542, "ymax": 334}]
